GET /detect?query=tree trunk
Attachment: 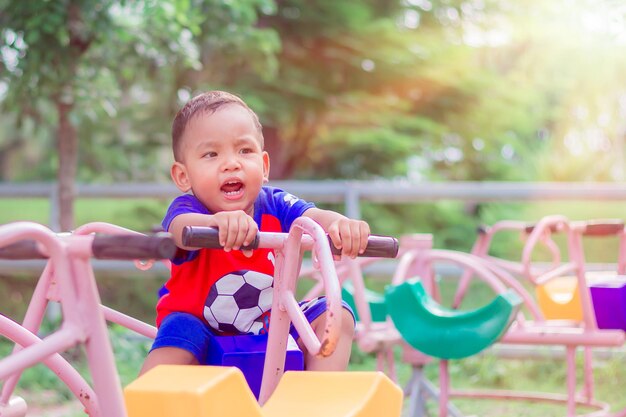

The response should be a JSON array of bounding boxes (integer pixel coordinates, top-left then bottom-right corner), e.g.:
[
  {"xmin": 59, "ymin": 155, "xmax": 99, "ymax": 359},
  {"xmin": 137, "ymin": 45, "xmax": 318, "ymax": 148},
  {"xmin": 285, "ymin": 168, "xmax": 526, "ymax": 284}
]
[
  {"xmin": 56, "ymin": 100, "xmax": 77, "ymax": 231},
  {"xmin": 52, "ymin": 1, "xmax": 90, "ymax": 231}
]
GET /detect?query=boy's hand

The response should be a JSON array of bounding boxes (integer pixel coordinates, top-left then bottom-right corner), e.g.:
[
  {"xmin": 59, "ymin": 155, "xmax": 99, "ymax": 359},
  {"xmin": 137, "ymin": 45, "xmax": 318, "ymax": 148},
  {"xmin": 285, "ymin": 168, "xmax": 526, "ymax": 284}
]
[
  {"xmin": 327, "ymin": 218, "xmax": 370, "ymax": 259},
  {"xmin": 208, "ymin": 210, "xmax": 258, "ymax": 257}
]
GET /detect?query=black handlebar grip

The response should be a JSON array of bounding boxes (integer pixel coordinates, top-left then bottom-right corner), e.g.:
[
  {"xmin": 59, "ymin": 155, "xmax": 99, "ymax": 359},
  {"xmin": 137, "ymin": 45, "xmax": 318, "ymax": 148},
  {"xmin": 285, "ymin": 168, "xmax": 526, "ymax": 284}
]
[
  {"xmin": 182, "ymin": 226, "xmax": 260, "ymax": 250},
  {"xmin": 0, "ymin": 240, "xmax": 47, "ymax": 259},
  {"xmin": 582, "ymin": 219, "xmax": 624, "ymax": 237},
  {"xmin": 327, "ymin": 234, "xmax": 399, "ymax": 258},
  {"xmin": 182, "ymin": 226, "xmax": 398, "ymax": 258},
  {"xmin": 92, "ymin": 233, "xmax": 177, "ymax": 260}
]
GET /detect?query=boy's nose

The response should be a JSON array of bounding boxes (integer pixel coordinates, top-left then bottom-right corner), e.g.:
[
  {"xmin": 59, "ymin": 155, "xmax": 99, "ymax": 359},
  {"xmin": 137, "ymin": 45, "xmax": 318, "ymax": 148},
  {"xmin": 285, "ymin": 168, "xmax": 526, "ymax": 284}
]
[{"xmin": 221, "ymin": 154, "xmax": 241, "ymax": 171}]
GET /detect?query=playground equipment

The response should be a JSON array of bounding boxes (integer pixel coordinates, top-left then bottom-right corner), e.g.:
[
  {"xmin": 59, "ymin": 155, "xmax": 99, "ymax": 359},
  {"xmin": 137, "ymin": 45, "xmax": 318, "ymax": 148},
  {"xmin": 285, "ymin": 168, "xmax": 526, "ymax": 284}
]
[
  {"xmin": 179, "ymin": 224, "xmax": 398, "ymax": 402},
  {"xmin": 385, "ymin": 279, "xmax": 521, "ymax": 360},
  {"xmin": 447, "ymin": 215, "xmax": 626, "ymax": 416},
  {"xmin": 0, "ymin": 221, "xmax": 176, "ymax": 417},
  {"xmin": 337, "ymin": 219, "xmax": 626, "ymax": 417},
  {"xmin": 125, "ymin": 365, "xmax": 402, "ymax": 417},
  {"xmin": 0, "ymin": 219, "xmax": 401, "ymax": 417}
]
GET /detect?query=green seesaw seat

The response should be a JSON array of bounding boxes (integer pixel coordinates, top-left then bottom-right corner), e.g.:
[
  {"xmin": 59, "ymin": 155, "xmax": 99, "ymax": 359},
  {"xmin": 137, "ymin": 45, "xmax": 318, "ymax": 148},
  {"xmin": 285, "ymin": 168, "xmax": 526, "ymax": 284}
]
[
  {"xmin": 384, "ymin": 279, "xmax": 522, "ymax": 359},
  {"xmin": 342, "ymin": 281, "xmax": 388, "ymax": 323}
]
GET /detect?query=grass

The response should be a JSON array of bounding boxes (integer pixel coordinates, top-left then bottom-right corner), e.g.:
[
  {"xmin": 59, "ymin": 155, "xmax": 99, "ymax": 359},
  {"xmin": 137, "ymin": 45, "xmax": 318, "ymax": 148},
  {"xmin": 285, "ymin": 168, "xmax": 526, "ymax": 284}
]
[{"xmin": 0, "ymin": 198, "xmax": 169, "ymax": 232}]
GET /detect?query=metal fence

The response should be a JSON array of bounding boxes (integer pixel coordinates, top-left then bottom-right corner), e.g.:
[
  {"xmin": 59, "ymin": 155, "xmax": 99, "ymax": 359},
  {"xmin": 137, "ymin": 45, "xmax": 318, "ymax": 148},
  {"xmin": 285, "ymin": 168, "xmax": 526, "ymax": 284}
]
[
  {"xmin": 3, "ymin": 180, "xmax": 626, "ymax": 276},
  {"xmin": 4, "ymin": 180, "xmax": 626, "ymax": 230}
]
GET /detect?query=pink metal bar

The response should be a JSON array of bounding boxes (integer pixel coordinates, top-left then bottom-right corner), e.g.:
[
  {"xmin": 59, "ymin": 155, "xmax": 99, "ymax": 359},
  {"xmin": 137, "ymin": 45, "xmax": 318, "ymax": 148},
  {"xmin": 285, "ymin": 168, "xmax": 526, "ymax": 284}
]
[
  {"xmin": 566, "ymin": 346, "xmax": 577, "ymax": 417},
  {"xmin": 65, "ymin": 253, "xmax": 127, "ymax": 417},
  {"xmin": 0, "ymin": 315, "xmax": 98, "ymax": 412},
  {"xmin": 439, "ymin": 360, "xmax": 449, "ymax": 417},
  {"xmin": 521, "ymin": 215, "xmax": 569, "ymax": 283},
  {"xmin": 283, "ymin": 293, "xmax": 321, "ymax": 354},
  {"xmin": 502, "ymin": 326, "xmax": 624, "ymax": 346},
  {"xmin": 344, "ymin": 258, "xmax": 374, "ymax": 331},
  {"xmin": 259, "ymin": 217, "xmax": 342, "ymax": 404},
  {"xmin": 101, "ymin": 305, "xmax": 157, "ymax": 339},
  {"xmin": 0, "ymin": 262, "xmax": 54, "ymax": 405},
  {"xmin": 0, "ymin": 326, "xmax": 82, "ymax": 380},
  {"xmin": 582, "ymin": 347, "xmax": 594, "ymax": 402},
  {"xmin": 259, "ymin": 246, "xmax": 290, "ymax": 405}
]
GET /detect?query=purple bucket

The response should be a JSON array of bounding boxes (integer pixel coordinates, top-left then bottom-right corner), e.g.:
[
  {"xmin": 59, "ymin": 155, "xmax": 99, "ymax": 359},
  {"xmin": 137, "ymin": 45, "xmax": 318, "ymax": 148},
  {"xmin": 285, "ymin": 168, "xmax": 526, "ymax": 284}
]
[{"xmin": 590, "ymin": 277, "xmax": 626, "ymax": 331}]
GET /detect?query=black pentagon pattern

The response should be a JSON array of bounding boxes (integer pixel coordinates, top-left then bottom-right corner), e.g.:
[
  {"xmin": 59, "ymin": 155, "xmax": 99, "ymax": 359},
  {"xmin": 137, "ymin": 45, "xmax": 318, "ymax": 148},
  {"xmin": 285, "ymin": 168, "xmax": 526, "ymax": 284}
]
[
  {"xmin": 206, "ymin": 284, "xmax": 219, "ymax": 307},
  {"xmin": 233, "ymin": 283, "xmax": 261, "ymax": 309},
  {"xmin": 218, "ymin": 323, "xmax": 239, "ymax": 333}
]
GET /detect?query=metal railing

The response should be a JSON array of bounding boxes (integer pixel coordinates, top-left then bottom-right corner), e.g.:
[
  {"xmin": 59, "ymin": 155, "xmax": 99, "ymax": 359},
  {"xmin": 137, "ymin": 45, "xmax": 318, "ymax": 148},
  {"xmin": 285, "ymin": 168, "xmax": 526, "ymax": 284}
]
[{"xmin": 4, "ymin": 180, "xmax": 626, "ymax": 230}]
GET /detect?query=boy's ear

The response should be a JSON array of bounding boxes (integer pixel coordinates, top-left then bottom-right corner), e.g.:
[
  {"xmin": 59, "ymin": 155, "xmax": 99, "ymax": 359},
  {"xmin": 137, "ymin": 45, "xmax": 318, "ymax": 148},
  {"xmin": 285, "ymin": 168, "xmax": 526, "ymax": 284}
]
[
  {"xmin": 171, "ymin": 162, "xmax": 191, "ymax": 192},
  {"xmin": 262, "ymin": 151, "xmax": 270, "ymax": 183}
]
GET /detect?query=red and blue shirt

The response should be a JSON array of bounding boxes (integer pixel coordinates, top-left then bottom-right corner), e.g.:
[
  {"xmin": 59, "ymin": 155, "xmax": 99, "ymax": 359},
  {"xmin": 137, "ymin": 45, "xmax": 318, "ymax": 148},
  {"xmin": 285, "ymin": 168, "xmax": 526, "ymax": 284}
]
[{"xmin": 156, "ymin": 186, "xmax": 315, "ymax": 334}]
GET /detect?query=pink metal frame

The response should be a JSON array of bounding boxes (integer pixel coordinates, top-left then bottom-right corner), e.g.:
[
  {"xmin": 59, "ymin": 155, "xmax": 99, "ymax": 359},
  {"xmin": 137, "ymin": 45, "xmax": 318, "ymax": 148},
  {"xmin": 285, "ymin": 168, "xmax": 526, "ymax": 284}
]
[
  {"xmin": 0, "ymin": 217, "xmax": 343, "ymax": 415},
  {"xmin": 441, "ymin": 215, "xmax": 626, "ymax": 417},
  {"xmin": 330, "ymin": 219, "xmax": 625, "ymax": 417}
]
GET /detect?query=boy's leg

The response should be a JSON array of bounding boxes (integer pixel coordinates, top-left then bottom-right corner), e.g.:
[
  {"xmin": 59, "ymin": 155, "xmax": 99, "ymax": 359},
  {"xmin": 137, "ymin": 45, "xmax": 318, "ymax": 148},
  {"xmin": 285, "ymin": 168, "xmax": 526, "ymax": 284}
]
[
  {"xmin": 139, "ymin": 347, "xmax": 198, "ymax": 376},
  {"xmin": 139, "ymin": 312, "xmax": 212, "ymax": 376},
  {"xmin": 303, "ymin": 308, "xmax": 355, "ymax": 371},
  {"xmin": 290, "ymin": 298, "xmax": 356, "ymax": 371}
]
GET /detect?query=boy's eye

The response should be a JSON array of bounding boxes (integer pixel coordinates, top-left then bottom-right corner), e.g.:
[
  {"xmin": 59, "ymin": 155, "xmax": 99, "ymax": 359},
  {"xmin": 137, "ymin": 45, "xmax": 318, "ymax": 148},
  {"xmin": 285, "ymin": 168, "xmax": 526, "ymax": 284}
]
[
  {"xmin": 204, "ymin": 151, "xmax": 217, "ymax": 158},
  {"xmin": 240, "ymin": 148, "xmax": 253, "ymax": 154}
]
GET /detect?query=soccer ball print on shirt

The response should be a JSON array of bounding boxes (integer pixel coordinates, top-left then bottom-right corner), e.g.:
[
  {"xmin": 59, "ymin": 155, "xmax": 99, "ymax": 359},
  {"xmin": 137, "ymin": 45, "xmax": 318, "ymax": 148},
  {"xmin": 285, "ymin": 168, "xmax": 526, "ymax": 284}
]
[{"xmin": 203, "ymin": 270, "xmax": 273, "ymax": 334}]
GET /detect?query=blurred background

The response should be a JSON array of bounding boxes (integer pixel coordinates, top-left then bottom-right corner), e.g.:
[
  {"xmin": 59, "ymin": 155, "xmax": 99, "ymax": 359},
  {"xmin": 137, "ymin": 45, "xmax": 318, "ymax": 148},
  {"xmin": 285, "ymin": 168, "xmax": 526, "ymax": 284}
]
[{"xmin": 2, "ymin": 0, "xmax": 626, "ymax": 250}]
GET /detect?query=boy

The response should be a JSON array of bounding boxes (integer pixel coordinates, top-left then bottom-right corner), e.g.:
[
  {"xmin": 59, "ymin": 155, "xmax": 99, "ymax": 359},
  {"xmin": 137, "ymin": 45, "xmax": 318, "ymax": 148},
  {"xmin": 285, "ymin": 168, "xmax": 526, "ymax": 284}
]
[{"xmin": 140, "ymin": 91, "xmax": 370, "ymax": 375}]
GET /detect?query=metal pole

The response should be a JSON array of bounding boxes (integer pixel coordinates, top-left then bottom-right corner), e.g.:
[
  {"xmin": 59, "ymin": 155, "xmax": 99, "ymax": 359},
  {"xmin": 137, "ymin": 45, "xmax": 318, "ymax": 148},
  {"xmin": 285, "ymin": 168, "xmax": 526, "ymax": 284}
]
[{"xmin": 345, "ymin": 182, "xmax": 361, "ymax": 219}]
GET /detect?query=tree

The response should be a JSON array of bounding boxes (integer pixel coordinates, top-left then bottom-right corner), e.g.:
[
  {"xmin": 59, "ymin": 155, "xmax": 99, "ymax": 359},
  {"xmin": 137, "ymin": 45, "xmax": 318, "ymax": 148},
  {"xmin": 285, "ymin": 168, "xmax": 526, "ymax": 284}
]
[{"xmin": 0, "ymin": 0, "xmax": 276, "ymax": 230}]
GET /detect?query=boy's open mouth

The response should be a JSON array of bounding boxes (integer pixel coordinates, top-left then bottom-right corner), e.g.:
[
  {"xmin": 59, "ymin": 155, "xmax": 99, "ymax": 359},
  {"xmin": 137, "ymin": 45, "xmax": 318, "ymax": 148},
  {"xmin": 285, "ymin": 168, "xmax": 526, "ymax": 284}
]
[{"xmin": 221, "ymin": 180, "xmax": 244, "ymax": 197}]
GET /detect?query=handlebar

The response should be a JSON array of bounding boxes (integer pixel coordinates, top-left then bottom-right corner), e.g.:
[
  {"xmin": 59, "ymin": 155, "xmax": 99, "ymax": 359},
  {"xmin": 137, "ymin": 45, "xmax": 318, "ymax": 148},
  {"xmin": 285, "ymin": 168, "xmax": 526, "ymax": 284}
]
[
  {"xmin": 92, "ymin": 233, "xmax": 177, "ymax": 260},
  {"xmin": 573, "ymin": 219, "xmax": 624, "ymax": 237},
  {"xmin": 0, "ymin": 233, "xmax": 177, "ymax": 260},
  {"xmin": 0, "ymin": 240, "xmax": 47, "ymax": 259},
  {"xmin": 181, "ymin": 226, "xmax": 399, "ymax": 258}
]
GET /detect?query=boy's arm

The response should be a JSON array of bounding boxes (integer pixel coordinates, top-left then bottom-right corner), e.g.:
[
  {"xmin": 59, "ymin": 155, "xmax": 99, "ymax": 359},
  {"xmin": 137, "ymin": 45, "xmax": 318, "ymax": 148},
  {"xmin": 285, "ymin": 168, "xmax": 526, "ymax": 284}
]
[
  {"xmin": 302, "ymin": 207, "xmax": 370, "ymax": 258},
  {"xmin": 168, "ymin": 211, "xmax": 258, "ymax": 253}
]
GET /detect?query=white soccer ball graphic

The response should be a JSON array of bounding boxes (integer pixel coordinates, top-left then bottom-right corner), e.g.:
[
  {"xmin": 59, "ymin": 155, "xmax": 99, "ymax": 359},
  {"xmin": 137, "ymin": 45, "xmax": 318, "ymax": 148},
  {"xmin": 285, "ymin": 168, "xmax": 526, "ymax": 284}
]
[{"xmin": 203, "ymin": 270, "xmax": 273, "ymax": 334}]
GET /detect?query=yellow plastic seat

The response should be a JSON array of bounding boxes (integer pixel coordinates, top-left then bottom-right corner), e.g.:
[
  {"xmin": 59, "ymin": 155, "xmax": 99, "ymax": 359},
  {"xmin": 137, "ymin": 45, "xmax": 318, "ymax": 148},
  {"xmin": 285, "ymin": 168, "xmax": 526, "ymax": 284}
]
[
  {"xmin": 124, "ymin": 365, "xmax": 261, "ymax": 417},
  {"xmin": 124, "ymin": 365, "xmax": 403, "ymax": 417},
  {"xmin": 535, "ymin": 272, "xmax": 616, "ymax": 322},
  {"xmin": 536, "ymin": 276, "xmax": 583, "ymax": 321},
  {"xmin": 263, "ymin": 371, "xmax": 402, "ymax": 417}
]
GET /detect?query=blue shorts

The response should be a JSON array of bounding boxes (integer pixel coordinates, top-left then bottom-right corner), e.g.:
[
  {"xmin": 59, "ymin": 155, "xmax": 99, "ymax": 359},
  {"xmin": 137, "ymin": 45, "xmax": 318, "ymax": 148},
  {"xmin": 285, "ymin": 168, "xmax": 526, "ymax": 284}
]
[{"xmin": 150, "ymin": 297, "xmax": 355, "ymax": 364}]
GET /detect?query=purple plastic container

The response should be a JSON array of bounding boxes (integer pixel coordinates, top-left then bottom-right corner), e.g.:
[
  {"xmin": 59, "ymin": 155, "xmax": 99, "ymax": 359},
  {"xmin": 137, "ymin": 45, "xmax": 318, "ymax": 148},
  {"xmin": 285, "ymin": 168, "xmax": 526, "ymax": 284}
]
[
  {"xmin": 590, "ymin": 277, "xmax": 626, "ymax": 331},
  {"xmin": 206, "ymin": 333, "xmax": 304, "ymax": 399}
]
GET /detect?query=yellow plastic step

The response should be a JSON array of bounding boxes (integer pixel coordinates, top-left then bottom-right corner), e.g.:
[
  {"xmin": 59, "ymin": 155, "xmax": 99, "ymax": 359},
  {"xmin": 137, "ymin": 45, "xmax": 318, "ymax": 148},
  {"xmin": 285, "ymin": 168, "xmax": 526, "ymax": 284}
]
[
  {"xmin": 124, "ymin": 366, "xmax": 403, "ymax": 417},
  {"xmin": 263, "ymin": 371, "xmax": 402, "ymax": 417},
  {"xmin": 124, "ymin": 365, "xmax": 262, "ymax": 417}
]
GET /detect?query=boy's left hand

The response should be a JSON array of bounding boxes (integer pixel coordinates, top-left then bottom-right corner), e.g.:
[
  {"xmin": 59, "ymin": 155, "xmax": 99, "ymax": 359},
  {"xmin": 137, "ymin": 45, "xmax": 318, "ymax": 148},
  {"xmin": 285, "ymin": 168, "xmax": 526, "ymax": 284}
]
[{"xmin": 327, "ymin": 218, "xmax": 370, "ymax": 259}]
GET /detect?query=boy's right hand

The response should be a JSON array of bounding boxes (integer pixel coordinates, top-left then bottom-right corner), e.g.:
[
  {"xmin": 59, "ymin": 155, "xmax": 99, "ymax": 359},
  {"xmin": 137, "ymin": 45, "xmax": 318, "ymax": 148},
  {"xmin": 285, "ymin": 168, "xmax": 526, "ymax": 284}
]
[{"xmin": 208, "ymin": 210, "xmax": 258, "ymax": 256}]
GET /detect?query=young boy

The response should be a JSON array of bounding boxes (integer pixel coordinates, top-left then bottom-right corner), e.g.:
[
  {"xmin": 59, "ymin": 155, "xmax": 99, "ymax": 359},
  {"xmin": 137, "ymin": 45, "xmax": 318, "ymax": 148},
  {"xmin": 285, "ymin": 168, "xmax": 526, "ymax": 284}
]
[{"xmin": 140, "ymin": 91, "xmax": 370, "ymax": 375}]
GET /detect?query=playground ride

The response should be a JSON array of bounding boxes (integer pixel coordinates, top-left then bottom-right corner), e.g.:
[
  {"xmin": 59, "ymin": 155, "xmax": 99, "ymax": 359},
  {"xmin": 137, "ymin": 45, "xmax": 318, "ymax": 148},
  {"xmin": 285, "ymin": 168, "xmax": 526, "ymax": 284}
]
[
  {"xmin": 444, "ymin": 215, "xmax": 626, "ymax": 416},
  {"xmin": 178, "ymin": 224, "xmax": 398, "ymax": 401},
  {"xmin": 0, "ymin": 219, "xmax": 402, "ymax": 417},
  {"xmin": 336, "ymin": 218, "xmax": 626, "ymax": 417},
  {"xmin": 0, "ymin": 221, "xmax": 176, "ymax": 417}
]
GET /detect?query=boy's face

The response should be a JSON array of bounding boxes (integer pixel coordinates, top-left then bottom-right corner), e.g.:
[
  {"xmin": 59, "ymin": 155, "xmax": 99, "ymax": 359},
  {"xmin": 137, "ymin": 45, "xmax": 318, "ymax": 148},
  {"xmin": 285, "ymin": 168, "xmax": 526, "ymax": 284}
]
[{"xmin": 171, "ymin": 104, "xmax": 269, "ymax": 216}]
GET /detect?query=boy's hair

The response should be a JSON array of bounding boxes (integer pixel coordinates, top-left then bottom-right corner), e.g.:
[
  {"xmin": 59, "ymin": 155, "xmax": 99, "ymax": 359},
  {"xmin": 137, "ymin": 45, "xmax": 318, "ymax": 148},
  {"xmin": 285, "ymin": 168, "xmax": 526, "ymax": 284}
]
[{"xmin": 171, "ymin": 91, "xmax": 264, "ymax": 161}]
